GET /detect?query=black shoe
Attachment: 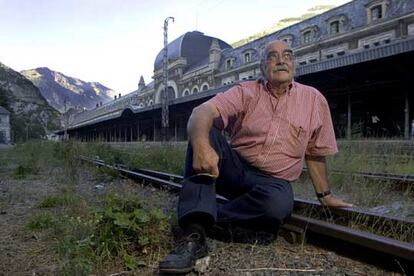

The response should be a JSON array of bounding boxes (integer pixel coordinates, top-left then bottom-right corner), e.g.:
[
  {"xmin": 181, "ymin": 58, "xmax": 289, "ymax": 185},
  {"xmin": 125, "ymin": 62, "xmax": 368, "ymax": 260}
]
[{"xmin": 159, "ymin": 233, "xmax": 208, "ymax": 274}]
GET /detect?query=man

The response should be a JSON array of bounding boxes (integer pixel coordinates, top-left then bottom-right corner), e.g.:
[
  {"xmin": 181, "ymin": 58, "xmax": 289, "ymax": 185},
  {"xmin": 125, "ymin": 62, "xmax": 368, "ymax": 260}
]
[{"xmin": 159, "ymin": 40, "xmax": 352, "ymax": 274}]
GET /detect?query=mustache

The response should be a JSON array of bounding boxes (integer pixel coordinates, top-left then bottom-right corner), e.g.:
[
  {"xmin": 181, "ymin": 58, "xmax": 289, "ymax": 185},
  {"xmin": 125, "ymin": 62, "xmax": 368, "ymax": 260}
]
[{"xmin": 272, "ymin": 64, "xmax": 289, "ymax": 72}]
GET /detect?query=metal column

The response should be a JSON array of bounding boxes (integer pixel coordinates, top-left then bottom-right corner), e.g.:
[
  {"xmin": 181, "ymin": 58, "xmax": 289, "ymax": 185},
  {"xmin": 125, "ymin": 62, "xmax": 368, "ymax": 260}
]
[{"xmin": 347, "ymin": 93, "xmax": 352, "ymax": 140}]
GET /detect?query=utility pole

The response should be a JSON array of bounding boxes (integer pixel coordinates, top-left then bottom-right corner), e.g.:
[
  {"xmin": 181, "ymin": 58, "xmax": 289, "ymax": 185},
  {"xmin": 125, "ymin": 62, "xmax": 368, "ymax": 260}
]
[{"xmin": 161, "ymin": 16, "xmax": 174, "ymax": 142}]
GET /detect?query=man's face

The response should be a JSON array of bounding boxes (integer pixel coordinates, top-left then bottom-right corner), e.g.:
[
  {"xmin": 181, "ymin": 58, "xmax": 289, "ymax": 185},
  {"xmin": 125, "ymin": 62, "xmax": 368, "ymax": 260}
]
[{"xmin": 264, "ymin": 41, "xmax": 295, "ymax": 85}]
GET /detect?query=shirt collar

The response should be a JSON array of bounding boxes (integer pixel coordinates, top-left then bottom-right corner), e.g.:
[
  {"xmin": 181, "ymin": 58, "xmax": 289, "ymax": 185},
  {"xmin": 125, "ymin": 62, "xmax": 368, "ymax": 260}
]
[{"xmin": 259, "ymin": 78, "xmax": 295, "ymax": 96}]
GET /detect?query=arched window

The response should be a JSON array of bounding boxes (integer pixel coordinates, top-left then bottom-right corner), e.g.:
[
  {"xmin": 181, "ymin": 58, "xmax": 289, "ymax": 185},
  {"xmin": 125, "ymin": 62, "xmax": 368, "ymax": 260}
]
[
  {"xmin": 330, "ymin": 21, "xmax": 340, "ymax": 35},
  {"xmin": 192, "ymin": 87, "xmax": 199, "ymax": 94},
  {"xmin": 183, "ymin": 89, "xmax": 190, "ymax": 96},
  {"xmin": 201, "ymin": 84, "xmax": 209, "ymax": 91},
  {"xmin": 244, "ymin": 52, "xmax": 250, "ymax": 63},
  {"xmin": 303, "ymin": 31, "xmax": 312, "ymax": 44}
]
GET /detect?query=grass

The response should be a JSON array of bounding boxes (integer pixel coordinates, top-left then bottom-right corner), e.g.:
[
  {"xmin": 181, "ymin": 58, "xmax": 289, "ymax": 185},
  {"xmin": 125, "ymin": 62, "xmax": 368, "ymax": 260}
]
[
  {"xmin": 36, "ymin": 193, "xmax": 79, "ymax": 208},
  {"xmin": 26, "ymin": 212, "xmax": 56, "ymax": 231},
  {"xmin": 2, "ymin": 139, "xmax": 413, "ymax": 272}
]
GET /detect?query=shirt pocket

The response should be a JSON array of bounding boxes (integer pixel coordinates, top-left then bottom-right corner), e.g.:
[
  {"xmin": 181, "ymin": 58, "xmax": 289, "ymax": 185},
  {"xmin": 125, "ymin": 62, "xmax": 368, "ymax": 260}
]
[{"xmin": 284, "ymin": 122, "xmax": 308, "ymax": 158}]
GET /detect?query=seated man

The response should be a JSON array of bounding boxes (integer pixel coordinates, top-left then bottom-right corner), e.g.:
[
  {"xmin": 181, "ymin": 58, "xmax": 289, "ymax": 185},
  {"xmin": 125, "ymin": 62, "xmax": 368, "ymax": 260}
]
[{"xmin": 159, "ymin": 40, "xmax": 352, "ymax": 274}]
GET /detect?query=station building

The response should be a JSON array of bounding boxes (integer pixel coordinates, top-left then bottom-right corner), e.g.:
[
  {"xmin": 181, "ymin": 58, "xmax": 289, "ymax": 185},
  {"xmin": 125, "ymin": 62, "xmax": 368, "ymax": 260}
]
[{"xmin": 62, "ymin": 0, "xmax": 414, "ymax": 141}]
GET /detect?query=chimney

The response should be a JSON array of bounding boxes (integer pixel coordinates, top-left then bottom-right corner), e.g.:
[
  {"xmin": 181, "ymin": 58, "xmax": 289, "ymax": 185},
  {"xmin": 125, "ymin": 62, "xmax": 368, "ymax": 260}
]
[
  {"xmin": 114, "ymin": 95, "xmax": 117, "ymax": 100},
  {"xmin": 100, "ymin": 101, "xmax": 102, "ymax": 106},
  {"xmin": 118, "ymin": 93, "xmax": 121, "ymax": 98},
  {"xmin": 96, "ymin": 103, "xmax": 99, "ymax": 108}
]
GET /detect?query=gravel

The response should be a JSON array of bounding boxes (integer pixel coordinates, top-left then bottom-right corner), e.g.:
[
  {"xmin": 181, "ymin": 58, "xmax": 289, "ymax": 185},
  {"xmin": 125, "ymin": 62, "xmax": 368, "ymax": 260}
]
[{"xmin": 0, "ymin": 163, "xmax": 402, "ymax": 275}]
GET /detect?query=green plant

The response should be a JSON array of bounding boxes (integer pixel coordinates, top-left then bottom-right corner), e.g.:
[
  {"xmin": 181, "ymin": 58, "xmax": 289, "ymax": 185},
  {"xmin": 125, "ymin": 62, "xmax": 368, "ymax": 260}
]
[
  {"xmin": 37, "ymin": 194, "xmax": 78, "ymax": 208},
  {"xmin": 92, "ymin": 193, "xmax": 169, "ymax": 263},
  {"xmin": 13, "ymin": 163, "xmax": 39, "ymax": 179},
  {"xmin": 26, "ymin": 212, "xmax": 56, "ymax": 230}
]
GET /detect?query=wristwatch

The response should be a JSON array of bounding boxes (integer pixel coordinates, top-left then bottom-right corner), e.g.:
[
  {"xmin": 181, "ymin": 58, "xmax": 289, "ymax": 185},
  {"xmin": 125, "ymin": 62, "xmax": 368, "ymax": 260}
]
[{"xmin": 316, "ymin": 190, "xmax": 331, "ymax": 199}]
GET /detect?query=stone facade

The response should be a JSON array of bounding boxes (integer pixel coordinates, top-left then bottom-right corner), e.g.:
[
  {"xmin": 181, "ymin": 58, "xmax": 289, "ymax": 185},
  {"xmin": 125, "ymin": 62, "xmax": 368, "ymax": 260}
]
[{"xmin": 0, "ymin": 106, "xmax": 11, "ymax": 144}]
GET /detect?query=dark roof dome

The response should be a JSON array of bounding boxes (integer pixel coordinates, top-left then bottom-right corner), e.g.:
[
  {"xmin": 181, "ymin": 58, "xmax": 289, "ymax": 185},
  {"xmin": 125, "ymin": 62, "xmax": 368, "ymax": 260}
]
[{"xmin": 153, "ymin": 31, "xmax": 232, "ymax": 71}]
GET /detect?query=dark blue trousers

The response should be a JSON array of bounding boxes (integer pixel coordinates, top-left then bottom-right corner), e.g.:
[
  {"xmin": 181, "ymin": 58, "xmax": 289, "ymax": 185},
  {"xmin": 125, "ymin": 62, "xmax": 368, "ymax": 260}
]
[{"xmin": 178, "ymin": 128, "xmax": 294, "ymax": 232}]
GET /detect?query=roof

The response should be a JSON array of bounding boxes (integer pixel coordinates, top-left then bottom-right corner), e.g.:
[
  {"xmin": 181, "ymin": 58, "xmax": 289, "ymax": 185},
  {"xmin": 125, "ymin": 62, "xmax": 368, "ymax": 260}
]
[
  {"xmin": 0, "ymin": 106, "xmax": 10, "ymax": 114},
  {"xmin": 153, "ymin": 31, "xmax": 232, "ymax": 71}
]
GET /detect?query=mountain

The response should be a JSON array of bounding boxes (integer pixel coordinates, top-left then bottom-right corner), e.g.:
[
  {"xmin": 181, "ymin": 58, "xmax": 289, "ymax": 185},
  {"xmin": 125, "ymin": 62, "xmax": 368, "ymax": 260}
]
[
  {"xmin": 232, "ymin": 5, "xmax": 336, "ymax": 48},
  {"xmin": 21, "ymin": 67, "xmax": 117, "ymax": 113},
  {"xmin": 0, "ymin": 62, "xmax": 61, "ymax": 141}
]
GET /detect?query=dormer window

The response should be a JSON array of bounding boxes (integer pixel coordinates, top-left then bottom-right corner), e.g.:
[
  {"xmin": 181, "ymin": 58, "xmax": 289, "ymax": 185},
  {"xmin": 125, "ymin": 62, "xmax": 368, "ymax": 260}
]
[
  {"xmin": 303, "ymin": 31, "xmax": 312, "ymax": 44},
  {"xmin": 366, "ymin": 0, "xmax": 389, "ymax": 23},
  {"xmin": 301, "ymin": 26, "xmax": 318, "ymax": 45},
  {"xmin": 225, "ymin": 58, "xmax": 235, "ymax": 70},
  {"xmin": 330, "ymin": 21, "xmax": 340, "ymax": 35},
  {"xmin": 371, "ymin": 5, "xmax": 382, "ymax": 21},
  {"xmin": 244, "ymin": 52, "xmax": 251, "ymax": 63},
  {"xmin": 326, "ymin": 14, "xmax": 348, "ymax": 36}
]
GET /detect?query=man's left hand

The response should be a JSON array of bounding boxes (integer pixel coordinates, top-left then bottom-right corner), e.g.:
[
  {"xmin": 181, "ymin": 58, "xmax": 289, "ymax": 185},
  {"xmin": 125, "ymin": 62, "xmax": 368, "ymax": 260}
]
[{"xmin": 319, "ymin": 194, "xmax": 353, "ymax": 208}]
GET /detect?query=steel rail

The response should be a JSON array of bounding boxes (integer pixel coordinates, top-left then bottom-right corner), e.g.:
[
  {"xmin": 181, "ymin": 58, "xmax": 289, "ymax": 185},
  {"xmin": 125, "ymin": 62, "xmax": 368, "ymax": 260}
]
[
  {"xmin": 109, "ymin": 162, "xmax": 414, "ymax": 226},
  {"xmin": 302, "ymin": 167, "xmax": 414, "ymax": 183},
  {"xmin": 83, "ymin": 156, "xmax": 414, "ymax": 225},
  {"xmin": 81, "ymin": 156, "xmax": 414, "ymax": 264}
]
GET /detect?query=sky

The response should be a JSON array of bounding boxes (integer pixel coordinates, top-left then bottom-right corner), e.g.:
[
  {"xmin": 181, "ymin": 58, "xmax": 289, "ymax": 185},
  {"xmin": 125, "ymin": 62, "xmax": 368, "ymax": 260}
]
[{"xmin": 0, "ymin": 0, "xmax": 350, "ymax": 95}]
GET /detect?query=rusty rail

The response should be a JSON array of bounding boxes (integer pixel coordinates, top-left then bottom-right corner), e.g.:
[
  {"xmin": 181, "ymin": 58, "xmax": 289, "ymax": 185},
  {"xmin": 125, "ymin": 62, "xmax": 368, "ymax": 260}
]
[{"xmin": 81, "ymin": 156, "xmax": 414, "ymax": 269}]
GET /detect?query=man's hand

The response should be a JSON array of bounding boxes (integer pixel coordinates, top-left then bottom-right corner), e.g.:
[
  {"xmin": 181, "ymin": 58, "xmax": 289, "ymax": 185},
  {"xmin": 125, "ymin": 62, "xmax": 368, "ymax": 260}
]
[
  {"xmin": 319, "ymin": 194, "xmax": 353, "ymax": 208},
  {"xmin": 192, "ymin": 143, "xmax": 219, "ymax": 178}
]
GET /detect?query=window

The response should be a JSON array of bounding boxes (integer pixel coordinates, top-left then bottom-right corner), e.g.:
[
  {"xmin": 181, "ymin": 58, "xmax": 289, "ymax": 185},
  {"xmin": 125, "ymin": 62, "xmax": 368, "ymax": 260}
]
[
  {"xmin": 303, "ymin": 31, "xmax": 312, "ymax": 44},
  {"xmin": 201, "ymin": 84, "xmax": 209, "ymax": 91},
  {"xmin": 192, "ymin": 87, "xmax": 199, "ymax": 94},
  {"xmin": 330, "ymin": 21, "xmax": 340, "ymax": 35},
  {"xmin": 300, "ymin": 25, "xmax": 319, "ymax": 43},
  {"xmin": 183, "ymin": 89, "xmax": 190, "ymax": 96},
  {"xmin": 225, "ymin": 59, "xmax": 234, "ymax": 70},
  {"xmin": 299, "ymin": 61, "xmax": 307, "ymax": 66},
  {"xmin": 326, "ymin": 15, "xmax": 347, "ymax": 36},
  {"xmin": 244, "ymin": 52, "xmax": 251, "ymax": 64},
  {"xmin": 366, "ymin": 1, "xmax": 389, "ymax": 23},
  {"xmin": 371, "ymin": 5, "xmax": 383, "ymax": 21}
]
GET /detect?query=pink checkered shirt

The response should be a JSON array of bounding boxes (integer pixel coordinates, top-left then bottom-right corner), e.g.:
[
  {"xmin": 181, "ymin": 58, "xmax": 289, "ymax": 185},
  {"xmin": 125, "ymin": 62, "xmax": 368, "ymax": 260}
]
[{"xmin": 208, "ymin": 79, "xmax": 338, "ymax": 181}]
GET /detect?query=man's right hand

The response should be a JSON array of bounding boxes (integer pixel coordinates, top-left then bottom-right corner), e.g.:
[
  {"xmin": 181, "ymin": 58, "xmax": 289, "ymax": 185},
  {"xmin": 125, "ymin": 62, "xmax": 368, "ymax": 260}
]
[{"xmin": 192, "ymin": 143, "xmax": 219, "ymax": 178}]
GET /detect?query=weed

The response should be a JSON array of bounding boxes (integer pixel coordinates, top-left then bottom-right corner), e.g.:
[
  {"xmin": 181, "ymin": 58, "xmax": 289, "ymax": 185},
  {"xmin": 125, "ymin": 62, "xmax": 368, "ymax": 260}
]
[
  {"xmin": 26, "ymin": 212, "xmax": 56, "ymax": 230},
  {"xmin": 37, "ymin": 194, "xmax": 78, "ymax": 208},
  {"xmin": 13, "ymin": 164, "xmax": 39, "ymax": 179},
  {"xmin": 92, "ymin": 193, "xmax": 169, "ymax": 263}
]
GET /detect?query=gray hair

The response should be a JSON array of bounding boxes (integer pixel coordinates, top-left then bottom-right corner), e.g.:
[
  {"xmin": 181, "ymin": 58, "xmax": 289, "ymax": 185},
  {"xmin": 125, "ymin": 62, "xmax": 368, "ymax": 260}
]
[{"xmin": 259, "ymin": 40, "xmax": 296, "ymax": 80}]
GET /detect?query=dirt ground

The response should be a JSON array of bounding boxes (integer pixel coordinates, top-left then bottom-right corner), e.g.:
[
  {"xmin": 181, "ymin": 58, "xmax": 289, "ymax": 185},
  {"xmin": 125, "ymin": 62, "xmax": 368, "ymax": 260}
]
[{"xmin": 0, "ymin": 151, "xmax": 403, "ymax": 275}]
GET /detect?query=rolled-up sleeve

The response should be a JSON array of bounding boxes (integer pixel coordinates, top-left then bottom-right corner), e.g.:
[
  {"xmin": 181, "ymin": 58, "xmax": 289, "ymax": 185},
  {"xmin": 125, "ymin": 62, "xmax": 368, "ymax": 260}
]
[
  {"xmin": 306, "ymin": 95, "xmax": 338, "ymax": 156},
  {"xmin": 207, "ymin": 84, "xmax": 244, "ymax": 130}
]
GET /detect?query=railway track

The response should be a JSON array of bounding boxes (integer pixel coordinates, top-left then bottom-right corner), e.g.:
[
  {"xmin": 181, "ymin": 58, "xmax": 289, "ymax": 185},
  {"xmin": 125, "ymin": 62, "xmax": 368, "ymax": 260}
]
[
  {"xmin": 81, "ymin": 156, "xmax": 414, "ymax": 273},
  {"xmin": 302, "ymin": 167, "xmax": 414, "ymax": 184}
]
